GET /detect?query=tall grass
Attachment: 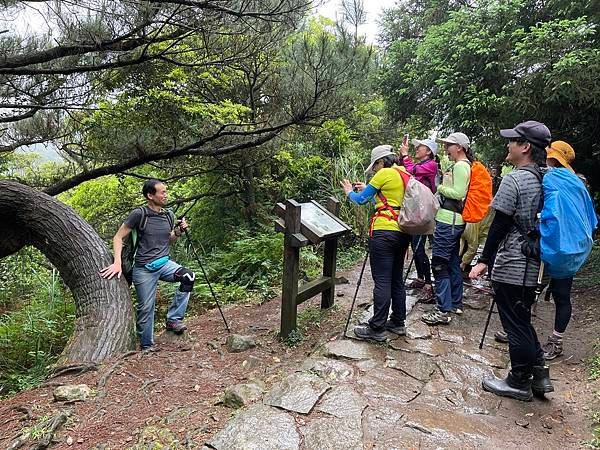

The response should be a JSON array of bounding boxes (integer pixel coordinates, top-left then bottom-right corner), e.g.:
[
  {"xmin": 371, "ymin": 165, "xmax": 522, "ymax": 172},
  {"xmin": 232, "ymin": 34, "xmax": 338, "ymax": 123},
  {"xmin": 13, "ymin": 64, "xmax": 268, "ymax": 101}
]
[{"xmin": 0, "ymin": 252, "xmax": 75, "ymax": 396}]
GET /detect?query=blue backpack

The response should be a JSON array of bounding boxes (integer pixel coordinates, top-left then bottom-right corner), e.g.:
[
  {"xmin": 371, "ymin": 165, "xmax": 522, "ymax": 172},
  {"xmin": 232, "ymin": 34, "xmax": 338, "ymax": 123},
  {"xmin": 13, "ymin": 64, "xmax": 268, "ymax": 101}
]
[{"xmin": 539, "ymin": 168, "xmax": 598, "ymax": 278}]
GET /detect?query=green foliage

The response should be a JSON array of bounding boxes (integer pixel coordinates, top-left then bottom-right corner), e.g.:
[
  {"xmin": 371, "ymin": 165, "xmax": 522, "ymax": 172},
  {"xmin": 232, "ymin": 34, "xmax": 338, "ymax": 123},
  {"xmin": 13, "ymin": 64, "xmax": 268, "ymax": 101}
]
[
  {"xmin": 379, "ymin": 0, "xmax": 600, "ymax": 182},
  {"xmin": 590, "ymin": 347, "xmax": 600, "ymax": 381},
  {"xmin": 0, "ymin": 253, "xmax": 75, "ymax": 396},
  {"xmin": 60, "ymin": 175, "xmax": 142, "ymax": 238},
  {"xmin": 282, "ymin": 329, "xmax": 305, "ymax": 347}
]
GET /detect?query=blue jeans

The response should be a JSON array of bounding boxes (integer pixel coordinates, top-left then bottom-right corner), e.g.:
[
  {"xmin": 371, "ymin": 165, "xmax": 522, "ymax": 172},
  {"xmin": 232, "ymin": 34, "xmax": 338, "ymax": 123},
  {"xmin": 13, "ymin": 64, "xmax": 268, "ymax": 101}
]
[
  {"xmin": 132, "ymin": 260, "xmax": 190, "ymax": 348},
  {"xmin": 432, "ymin": 221, "xmax": 465, "ymax": 312},
  {"xmin": 368, "ymin": 230, "xmax": 411, "ymax": 331}
]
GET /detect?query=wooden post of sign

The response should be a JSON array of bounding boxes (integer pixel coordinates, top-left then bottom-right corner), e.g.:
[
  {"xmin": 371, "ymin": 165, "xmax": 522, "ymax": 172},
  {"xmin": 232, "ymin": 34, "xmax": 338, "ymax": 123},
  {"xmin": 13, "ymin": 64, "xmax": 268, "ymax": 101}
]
[
  {"xmin": 321, "ymin": 197, "xmax": 340, "ymax": 309},
  {"xmin": 281, "ymin": 199, "xmax": 301, "ymax": 338}
]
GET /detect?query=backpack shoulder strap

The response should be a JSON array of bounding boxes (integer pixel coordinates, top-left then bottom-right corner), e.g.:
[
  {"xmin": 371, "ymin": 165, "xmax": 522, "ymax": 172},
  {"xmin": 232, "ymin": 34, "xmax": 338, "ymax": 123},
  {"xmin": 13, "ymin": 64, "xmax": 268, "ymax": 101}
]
[
  {"xmin": 165, "ymin": 209, "xmax": 175, "ymax": 231},
  {"xmin": 518, "ymin": 165, "xmax": 543, "ymax": 183},
  {"xmin": 137, "ymin": 206, "xmax": 148, "ymax": 232}
]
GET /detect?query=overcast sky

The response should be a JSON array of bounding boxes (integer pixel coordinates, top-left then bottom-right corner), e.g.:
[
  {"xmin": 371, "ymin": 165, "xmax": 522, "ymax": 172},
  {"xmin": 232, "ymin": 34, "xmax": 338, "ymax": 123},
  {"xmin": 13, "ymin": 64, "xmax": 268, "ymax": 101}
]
[{"xmin": 315, "ymin": 0, "xmax": 397, "ymax": 43}]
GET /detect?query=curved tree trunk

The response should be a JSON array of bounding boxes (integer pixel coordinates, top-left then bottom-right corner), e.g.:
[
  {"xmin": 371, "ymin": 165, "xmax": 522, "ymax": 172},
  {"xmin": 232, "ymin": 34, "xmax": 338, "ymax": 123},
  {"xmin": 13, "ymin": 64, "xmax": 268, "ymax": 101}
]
[{"xmin": 0, "ymin": 181, "xmax": 135, "ymax": 363}]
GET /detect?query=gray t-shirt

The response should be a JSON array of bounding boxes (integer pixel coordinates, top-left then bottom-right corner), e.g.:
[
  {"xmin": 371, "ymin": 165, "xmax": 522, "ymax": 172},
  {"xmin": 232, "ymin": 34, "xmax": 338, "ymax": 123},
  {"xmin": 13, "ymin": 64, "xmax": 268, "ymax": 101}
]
[
  {"xmin": 124, "ymin": 207, "xmax": 173, "ymax": 265},
  {"xmin": 490, "ymin": 166, "xmax": 543, "ymax": 286}
]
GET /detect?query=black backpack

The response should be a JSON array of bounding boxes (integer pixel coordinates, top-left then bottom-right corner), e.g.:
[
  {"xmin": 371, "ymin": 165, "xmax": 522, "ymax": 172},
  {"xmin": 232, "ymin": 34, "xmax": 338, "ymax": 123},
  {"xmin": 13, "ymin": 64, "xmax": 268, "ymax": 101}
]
[{"xmin": 121, "ymin": 207, "xmax": 175, "ymax": 285}]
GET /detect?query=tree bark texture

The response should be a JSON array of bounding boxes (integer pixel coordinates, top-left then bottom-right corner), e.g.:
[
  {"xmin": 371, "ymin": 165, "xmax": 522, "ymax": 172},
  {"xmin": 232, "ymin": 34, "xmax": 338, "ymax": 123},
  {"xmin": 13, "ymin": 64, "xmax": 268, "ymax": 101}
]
[{"xmin": 0, "ymin": 181, "xmax": 135, "ymax": 363}]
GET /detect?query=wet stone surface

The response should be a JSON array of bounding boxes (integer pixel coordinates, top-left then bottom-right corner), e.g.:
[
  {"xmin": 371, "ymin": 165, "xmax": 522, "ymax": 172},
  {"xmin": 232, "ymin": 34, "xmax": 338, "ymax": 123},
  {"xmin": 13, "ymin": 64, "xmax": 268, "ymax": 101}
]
[
  {"xmin": 463, "ymin": 295, "xmax": 491, "ymax": 310},
  {"xmin": 396, "ymin": 404, "xmax": 496, "ymax": 447},
  {"xmin": 389, "ymin": 337, "xmax": 449, "ymax": 357},
  {"xmin": 324, "ymin": 339, "xmax": 379, "ymax": 361},
  {"xmin": 263, "ymin": 372, "xmax": 329, "ymax": 414},
  {"xmin": 436, "ymin": 353, "xmax": 495, "ymax": 385},
  {"xmin": 405, "ymin": 320, "xmax": 432, "ymax": 340},
  {"xmin": 437, "ymin": 329, "xmax": 466, "ymax": 344},
  {"xmin": 207, "ymin": 404, "xmax": 300, "ymax": 450},
  {"xmin": 358, "ymin": 368, "xmax": 423, "ymax": 404},
  {"xmin": 301, "ymin": 416, "xmax": 363, "ymax": 450},
  {"xmin": 384, "ymin": 350, "xmax": 437, "ymax": 382},
  {"xmin": 316, "ymin": 385, "xmax": 368, "ymax": 419},
  {"xmin": 303, "ymin": 358, "xmax": 355, "ymax": 383},
  {"xmin": 460, "ymin": 346, "xmax": 509, "ymax": 369}
]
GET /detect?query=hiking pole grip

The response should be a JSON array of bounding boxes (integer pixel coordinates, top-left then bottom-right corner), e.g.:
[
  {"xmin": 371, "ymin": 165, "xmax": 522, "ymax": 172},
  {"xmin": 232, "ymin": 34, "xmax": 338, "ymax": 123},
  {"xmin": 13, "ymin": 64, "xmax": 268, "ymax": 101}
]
[
  {"xmin": 344, "ymin": 249, "xmax": 370, "ymax": 337},
  {"xmin": 479, "ymin": 298, "xmax": 495, "ymax": 350},
  {"xmin": 183, "ymin": 229, "xmax": 231, "ymax": 333}
]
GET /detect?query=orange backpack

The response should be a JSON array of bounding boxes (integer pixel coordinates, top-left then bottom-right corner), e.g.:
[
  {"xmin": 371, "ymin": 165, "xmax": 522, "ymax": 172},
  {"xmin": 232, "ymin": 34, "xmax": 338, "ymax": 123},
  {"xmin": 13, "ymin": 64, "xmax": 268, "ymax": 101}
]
[{"xmin": 462, "ymin": 161, "xmax": 493, "ymax": 223}]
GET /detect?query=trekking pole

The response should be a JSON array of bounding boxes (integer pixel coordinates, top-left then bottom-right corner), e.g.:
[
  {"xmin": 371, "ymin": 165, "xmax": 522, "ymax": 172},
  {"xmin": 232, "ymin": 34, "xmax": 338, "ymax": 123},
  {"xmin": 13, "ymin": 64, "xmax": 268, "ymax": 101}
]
[
  {"xmin": 479, "ymin": 297, "xmax": 495, "ymax": 349},
  {"xmin": 534, "ymin": 261, "xmax": 545, "ymax": 302},
  {"xmin": 403, "ymin": 235, "xmax": 423, "ymax": 284},
  {"xmin": 344, "ymin": 248, "xmax": 370, "ymax": 338},
  {"xmin": 182, "ymin": 228, "xmax": 231, "ymax": 333}
]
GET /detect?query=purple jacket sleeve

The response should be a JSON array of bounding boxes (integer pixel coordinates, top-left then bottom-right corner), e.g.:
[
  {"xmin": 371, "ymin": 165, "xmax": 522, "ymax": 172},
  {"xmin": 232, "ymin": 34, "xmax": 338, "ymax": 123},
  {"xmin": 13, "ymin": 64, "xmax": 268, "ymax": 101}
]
[{"xmin": 402, "ymin": 157, "xmax": 438, "ymax": 178}]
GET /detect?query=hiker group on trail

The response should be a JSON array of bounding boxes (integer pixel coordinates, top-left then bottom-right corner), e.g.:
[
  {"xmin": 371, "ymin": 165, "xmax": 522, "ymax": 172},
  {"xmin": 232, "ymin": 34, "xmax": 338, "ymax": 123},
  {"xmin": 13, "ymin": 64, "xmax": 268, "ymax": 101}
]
[{"xmin": 341, "ymin": 120, "xmax": 598, "ymax": 402}]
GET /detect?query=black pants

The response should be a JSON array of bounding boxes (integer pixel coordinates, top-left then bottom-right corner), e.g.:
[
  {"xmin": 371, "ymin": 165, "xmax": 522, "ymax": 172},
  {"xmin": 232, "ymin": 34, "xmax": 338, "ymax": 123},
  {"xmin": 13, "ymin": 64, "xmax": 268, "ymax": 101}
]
[
  {"xmin": 411, "ymin": 234, "xmax": 431, "ymax": 284},
  {"xmin": 369, "ymin": 230, "xmax": 411, "ymax": 331},
  {"xmin": 548, "ymin": 277, "xmax": 574, "ymax": 333},
  {"xmin": 493, "ymin": 281, "xmax": 544, "ymax": 379}
]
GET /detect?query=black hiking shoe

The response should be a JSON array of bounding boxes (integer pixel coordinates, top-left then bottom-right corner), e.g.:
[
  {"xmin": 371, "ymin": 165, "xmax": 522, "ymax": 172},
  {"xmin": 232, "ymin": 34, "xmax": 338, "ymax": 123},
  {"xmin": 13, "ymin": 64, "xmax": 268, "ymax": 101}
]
[
  {"xmin": 494, "ymin": 330, "xmax": 508, "ymax": 343},
  {"xmin": 385, "ymin": 320, "xmax": 406, "ymax": 336},
  {"xmin": 482, "ymin": 372, "xmax": 533, "ymax": 402},
  {"xmin": 353, "ymin": 325, "xmax": 387, "ymax": 342},
  {"xmin": 531, "ymin": 365, "xmax": 554, "ymax": 395},
  {"xmin": 166, "ymin": 320, "xmax": 187, "ymax": 334}
]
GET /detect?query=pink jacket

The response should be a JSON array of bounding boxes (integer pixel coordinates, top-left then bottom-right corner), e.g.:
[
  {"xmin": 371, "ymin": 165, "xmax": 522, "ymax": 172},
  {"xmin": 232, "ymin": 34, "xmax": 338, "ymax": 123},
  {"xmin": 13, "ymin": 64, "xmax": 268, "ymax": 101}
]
[{"xmin": 401, "ymin": 156, "xmax": 438, "ymax": 193}]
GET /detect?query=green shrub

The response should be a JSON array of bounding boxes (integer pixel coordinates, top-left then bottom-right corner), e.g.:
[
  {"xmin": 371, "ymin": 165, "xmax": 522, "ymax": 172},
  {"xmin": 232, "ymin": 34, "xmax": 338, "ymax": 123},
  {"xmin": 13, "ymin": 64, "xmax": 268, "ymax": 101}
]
[{"xmin": 0, "ymin": 273, "xmax": 75, "ymax": 396}]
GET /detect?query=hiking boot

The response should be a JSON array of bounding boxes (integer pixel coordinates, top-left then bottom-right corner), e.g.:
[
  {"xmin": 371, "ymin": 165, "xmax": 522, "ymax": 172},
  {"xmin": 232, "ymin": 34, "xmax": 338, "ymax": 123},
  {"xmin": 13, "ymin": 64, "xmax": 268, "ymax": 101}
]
[
  {"xmin": 531, "ymin": 365, "xmax": 554, "ymax": 395},
  {"xmin": 407, "ymin": 279, "xmax": 426, "ymax": 289},
  {"xmin": 385, "ymin": 320, "xmax": 406, "ymax": 336},
  {"xmin": 482, "ymin": 372, "xmax": 533, "ymax": 402},
  {"xmin": 494, "ymin": 330, "xmax": 508, "ymax": 343},
  {"xmin": 451, "ymin": 307, "xmax": 464, "ymax": 315},
  {"xmin": 141, "ymin": 345, "xmax": 160, "ymax": 353},
  {"xmin": 417, "ymin": 284, "xmax": 435, "ymax": 304},
  {"xmin": 542, "ymin": 336, "xmax": 563, "ymax": 360},
  {"xmin": 421, "ymin": 306, "xmax": 451, "ymax": 325},
  {"xmin": 354, "ymin": 325, "xmax": 387, "ymax": 342},
  {"xmin": 166, "ymin": 320, "xmax": 187, "ymax": 334}
]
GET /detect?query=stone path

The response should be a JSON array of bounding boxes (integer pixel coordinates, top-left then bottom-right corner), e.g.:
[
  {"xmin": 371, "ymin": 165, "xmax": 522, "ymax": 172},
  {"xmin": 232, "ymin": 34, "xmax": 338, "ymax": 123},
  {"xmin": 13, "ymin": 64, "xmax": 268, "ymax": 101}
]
[{"xmin": 205, "ymin": 285, "xmax": 592, "ymax": 450}]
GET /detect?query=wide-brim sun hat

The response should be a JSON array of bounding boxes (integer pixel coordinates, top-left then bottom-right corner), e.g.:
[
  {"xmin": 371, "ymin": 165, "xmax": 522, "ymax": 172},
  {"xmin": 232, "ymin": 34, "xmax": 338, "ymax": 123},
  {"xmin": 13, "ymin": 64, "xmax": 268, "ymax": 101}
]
[
  {"xmin": 436, "ymin": 132, "xmax": 470, "ymax": 150},
  {"xmin": 546, "ymin": 140, "xmax": 575, "ymax": 173},
  {"xmin": 365, "ymin": 144, "xmax": 395, "ymax": 173},
  {"xmin": 411, "ymin": 138, "xmax": 438, "ymax": 155}
]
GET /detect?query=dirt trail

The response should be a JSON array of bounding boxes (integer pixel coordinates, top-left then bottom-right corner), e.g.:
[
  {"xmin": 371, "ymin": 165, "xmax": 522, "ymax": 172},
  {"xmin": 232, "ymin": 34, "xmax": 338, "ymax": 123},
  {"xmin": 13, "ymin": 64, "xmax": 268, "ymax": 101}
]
[{"xmin": 0, "ymin": 261, "xmax": 598, "ymax": 449}]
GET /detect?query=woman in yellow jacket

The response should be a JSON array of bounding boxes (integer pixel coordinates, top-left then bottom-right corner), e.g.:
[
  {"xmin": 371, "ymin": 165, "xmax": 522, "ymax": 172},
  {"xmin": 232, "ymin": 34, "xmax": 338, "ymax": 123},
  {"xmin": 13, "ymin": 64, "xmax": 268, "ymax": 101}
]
[{"xmin": 341, "ymin": 145, "xmax": 411, "ymax": 342}]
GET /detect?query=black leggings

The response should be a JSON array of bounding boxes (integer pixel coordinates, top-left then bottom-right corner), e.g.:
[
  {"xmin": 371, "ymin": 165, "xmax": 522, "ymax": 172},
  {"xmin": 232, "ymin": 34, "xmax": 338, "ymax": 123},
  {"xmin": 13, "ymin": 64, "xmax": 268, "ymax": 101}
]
[
  {"xmin": 548, "ymin": 277, "xmax": 574, "ymax": 333},
  {"xmin": 411, "ymin": 234, "xmax": 432, "ymax": 284}
]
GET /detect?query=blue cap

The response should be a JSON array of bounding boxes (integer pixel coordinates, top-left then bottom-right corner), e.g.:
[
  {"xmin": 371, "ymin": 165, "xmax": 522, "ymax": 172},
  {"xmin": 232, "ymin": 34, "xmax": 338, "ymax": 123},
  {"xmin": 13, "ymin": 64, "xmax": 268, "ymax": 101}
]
[{"xmin": 411, "ymin": 138, "xmax": 438, "ymax": 155}]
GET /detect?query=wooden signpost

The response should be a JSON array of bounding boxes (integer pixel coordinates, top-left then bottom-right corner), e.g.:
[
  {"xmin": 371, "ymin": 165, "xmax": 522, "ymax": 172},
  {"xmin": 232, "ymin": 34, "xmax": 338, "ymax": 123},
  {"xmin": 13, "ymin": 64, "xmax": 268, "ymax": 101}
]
[{"xmin": 274, "ymin": 197, "xmax": 351, "ymax": 338}]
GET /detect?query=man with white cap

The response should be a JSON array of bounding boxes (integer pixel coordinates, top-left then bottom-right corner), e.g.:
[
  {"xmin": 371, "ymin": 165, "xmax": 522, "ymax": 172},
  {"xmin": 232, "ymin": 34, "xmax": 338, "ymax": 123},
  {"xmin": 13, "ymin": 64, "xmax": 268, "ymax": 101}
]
[
  {"xmin": 399, "ymin": 137, "xmax": 440, "ymax": 299},
  {"xmin": 421, "ymin": 132, "xmax": 473, "ymax": 325},
  {"xmin": 341, "ymin": 145, "xmax": 411, "ymax": 342}
]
